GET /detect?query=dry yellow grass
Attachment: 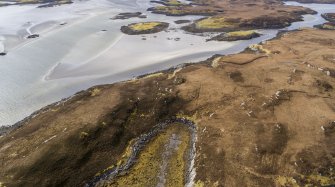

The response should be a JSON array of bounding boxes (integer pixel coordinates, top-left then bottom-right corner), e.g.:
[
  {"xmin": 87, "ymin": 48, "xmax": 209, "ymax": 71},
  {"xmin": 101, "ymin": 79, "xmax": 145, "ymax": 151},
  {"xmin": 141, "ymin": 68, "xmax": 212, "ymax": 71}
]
[
  {"xmin": 226, "ymin": 30, "xmax": 257, "ymax": 37},
  {"xmin": 195, "ymin": 17, "xmax": 236, "ymax": 29},
  {"xmin": 129, "ymin": 22, "xmax": 162, "ymax": 31},
  {"xmin": 166, "ymin": 0, "xmax": 183, "ymax": 5}
]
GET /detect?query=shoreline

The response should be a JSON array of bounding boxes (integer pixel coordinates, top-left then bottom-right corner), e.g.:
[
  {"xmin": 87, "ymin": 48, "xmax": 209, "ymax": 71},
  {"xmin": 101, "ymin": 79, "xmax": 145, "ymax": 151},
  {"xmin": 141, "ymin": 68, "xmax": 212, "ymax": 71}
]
[
  {"xmin": 0, "ymin": 60, "xmax": 195, "ymax": 136},
  {"xmin": 0, "ymin": 27, "xmax": 305, "ymax": 137}
]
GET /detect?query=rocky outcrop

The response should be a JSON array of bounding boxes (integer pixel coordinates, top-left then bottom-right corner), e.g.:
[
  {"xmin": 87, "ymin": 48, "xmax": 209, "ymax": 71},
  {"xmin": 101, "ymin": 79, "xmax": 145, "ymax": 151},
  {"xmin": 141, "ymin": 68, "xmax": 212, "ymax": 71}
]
[
  {"xmin": 174, "ymin": 20, "xmax": 191, "ymax": 24},
  {"xmin": 240, "ymin": 15, "xmax": 298, "ymax": 29},
  {"xmin": 322, "ymin": 13, "xmax": 335, "ymax": 22},
  {"xmin": 37, "ymin": 0, "xmax": 73, "ymax": 8},
  {"xmin": 111, "ymin": 12, "xmax": 147, "ymax": 20},
  {"xmin": 182, "ymin": 11, "xmax": 316, "ymax": 33},
  {"xmin": 27, "ymin": 34, "xmax": 40, "ymax": 39}
]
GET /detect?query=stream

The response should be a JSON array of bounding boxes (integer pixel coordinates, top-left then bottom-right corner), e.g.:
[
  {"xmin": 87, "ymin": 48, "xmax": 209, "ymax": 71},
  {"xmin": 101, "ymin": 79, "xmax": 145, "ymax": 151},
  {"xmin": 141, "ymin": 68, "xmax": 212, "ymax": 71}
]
[{"xmin": 85, "ymin": 118, "xmax": 197, "ymax": 187}]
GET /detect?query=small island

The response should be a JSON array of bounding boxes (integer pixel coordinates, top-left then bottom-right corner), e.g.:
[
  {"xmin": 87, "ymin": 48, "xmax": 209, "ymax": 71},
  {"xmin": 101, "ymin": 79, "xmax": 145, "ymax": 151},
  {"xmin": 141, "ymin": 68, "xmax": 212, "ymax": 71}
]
[
  {"xmin": 27, "ymin": 34, "xmax": 40, "ymax": 39},
  {"xmin": 183, "ymin": 16, "xmax": 239, "ymax": 33},
  {"xmin": 182, "ymin": 14, "xmax": 307, "ymax": 33},
  {"xmin": 111, "ymin": 12, "xmax": 147, "ymax": 20},
  {"xmin": 174, "ymin": 20, "xmax": 191, "ymax": 24},
  {"xmin": 120, "ymin": 22, "xmax": 169, "ymax": 35},
  {"xmin": 207, "ymin": 30, "xmax": 261, "ymax": 42}
]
